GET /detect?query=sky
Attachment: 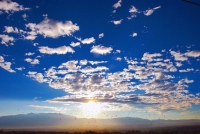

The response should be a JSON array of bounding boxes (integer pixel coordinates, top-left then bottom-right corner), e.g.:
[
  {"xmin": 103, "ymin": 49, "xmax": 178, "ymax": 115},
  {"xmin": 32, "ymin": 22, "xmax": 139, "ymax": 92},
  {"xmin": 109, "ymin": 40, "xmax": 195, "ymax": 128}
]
[{"xmin": 0, "ymin": 0, "xmax": 200, "ymax": 121}]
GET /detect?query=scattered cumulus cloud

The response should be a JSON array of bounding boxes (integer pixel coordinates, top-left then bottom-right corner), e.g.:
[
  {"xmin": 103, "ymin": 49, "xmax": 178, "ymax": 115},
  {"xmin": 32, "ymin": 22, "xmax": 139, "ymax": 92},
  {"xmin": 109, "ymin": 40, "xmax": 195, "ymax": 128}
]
[
  {"xmin": 70, "ymin": 42, "xmax": 80, "ymax": 47},
  {"xmin": 38, "ymin": 46, "xmax": 75, "ymax": 55},
  {"xmin": 144, "ymin": 6, "xmax": 161, "ymax": 16},
  {"xmin": 22, "ymin": 13, "xmax": 28, "ymax": 21},
  {"xmin": 179, "ymin": 68, "xmax": 194, "ymax": 73},
  {"xmin": 0, "ymin": 0, "xmax": 30, "ymax": 14},
  {"xmin": 4, "ymin": 26, "xmax": 19, "ymax": 33},
  {"xmin": 0, "ymin": 34, "xmax": 14, "ymax": 46},
  {"xmin": 113, "ymin": 0, "xmax": 122, "ymax": 9},
  {"xmin": 111, "ymin": 19, "xmax": 123, "ymax": 25},
  {"xmin": 25, "ymin": 18, "xmax": 79, "ymax": 39},
  {"xmin": 88, "ymin": 61, "xmax": 107, "ymax": 65},
  {"xmin": 129, "ymin": 5, "xmax": 138, "ymax": 13},
  {"xmin": 142, "ymin": 52, "xmax": 162, "ymax": 61},
  {"xmin": 131, "ymin": 32, "xmax": 137, "ymax": 37},
  {"xmin": 170, "ymin": 50, "xmax": 188, "ymax": 61},
  {"xmin": 81, "ymin": 37, "xmax": 95, "ymax": 44},
  {"xmin": 24, "ymin": 58, "xmax": 39, "ymax": 65},
  {"xmin": 25, "ymin": 52, "xmax": 35, "ymax": 56},
  {"xmin": 24, "ymin": 48, "xmax": 200, "ymax": 112},
  {"xmin": 128, "ymin": 5, "xmax": 139, "ymax": 19},
  {"xmin": 90, "ymin": 45, "xmax": 113, "ymax": 55},
  {"xmin": 80, "ymin": 66, "xmax": 109, "ymax": 73},
  {"xmin": 15, "ymin": 67, "xmax": 25, "ymax": 71},
  {"xmin": 33, "ymin": 43, "xmax": 39, "ymax": 46},
  {"xmin": 0, "ymin": 55, "xmax": 15, "ymax": 72},
  {"xmin": 99, "ymin": 33, "xmax": 104, "ymax": 38},
  {"xmin": 116, "ymin": 50, "xmax": 121, "ymax": 53},
  {"xmin": 116, "ymin": 57, "xmax": 122, "ymax": 61},
  {"xmin": 185, "ymin": 50, "xmax": 200, "ymax": 58},
  {"xmin": 80, "ymin": 59, "xmax": 88, "ymax": 65},
  {"xmin": 112, "ymin": 10, "xmax": 116, "ymax": 13}
]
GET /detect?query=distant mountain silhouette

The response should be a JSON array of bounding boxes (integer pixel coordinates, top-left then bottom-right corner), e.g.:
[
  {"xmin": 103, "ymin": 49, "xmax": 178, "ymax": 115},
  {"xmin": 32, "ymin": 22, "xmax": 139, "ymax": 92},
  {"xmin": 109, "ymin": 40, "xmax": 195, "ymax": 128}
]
[{"xmin": 0, "ymin": 113, "xmax": 200, "ymax": 131}]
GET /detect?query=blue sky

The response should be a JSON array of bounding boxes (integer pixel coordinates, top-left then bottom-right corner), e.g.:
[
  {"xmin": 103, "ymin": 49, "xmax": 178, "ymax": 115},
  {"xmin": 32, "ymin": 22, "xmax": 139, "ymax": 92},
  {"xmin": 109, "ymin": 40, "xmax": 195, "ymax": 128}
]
[{"xmin": 0, "ymin": 0, "xmax": 200, "ymax": 120}]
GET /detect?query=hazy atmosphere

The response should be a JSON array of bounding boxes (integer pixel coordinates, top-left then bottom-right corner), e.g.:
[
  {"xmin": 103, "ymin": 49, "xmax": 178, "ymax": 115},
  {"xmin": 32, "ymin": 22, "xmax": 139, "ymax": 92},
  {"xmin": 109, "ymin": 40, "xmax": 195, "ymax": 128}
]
[{"xmin": 0, "ymin": 0, "xmax": 200, "ymax": 132}]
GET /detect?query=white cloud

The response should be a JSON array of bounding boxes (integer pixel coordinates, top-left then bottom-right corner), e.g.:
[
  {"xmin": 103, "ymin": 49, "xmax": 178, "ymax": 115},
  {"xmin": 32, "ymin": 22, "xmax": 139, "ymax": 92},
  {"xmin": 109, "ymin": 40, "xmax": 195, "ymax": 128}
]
[
  {"xmin": 22, "ymin": 13, "xmax": 28, "ymax": 21},
  {"xmin": 142, "ymin": 52, "xmax": 162, "ymax": 62},
  {"xmin": 70, "ymin": 42, "xmax": 80, "ymax": 47},
  {"xmin": 144, "ymin": 9, "xmax": 154, "ymax": 16},
  {"xmin": 90, "ymin": 45, "xmax": 113, "ymax": 55},
  {"xmin": 175, "ymin": 62, "xmax": 183, "ymax": 67},
  {"xmin": 131, "ymin": 32, "xmax": 137, "ymax": 37},
  {"xmin": 99, "ymin": 33, "xmax": 104, "ymax": 38},
  {"xmin": 33, "ymin": 43, "xmax": 39, "ymax": 46},
  {"xmin": 185, "ymin": 50, "xmax": 200, "ymax": 58},
  {"xmin": 80, "ymin": 59, "xmax": 88, "ymax": 65},
  {"xmin": 24, "ymin": 58, "xmax": 39, "ymax": 65},
  {"xmin": 80, "ymin": 66, "xmax": 109, "ymax": 73},
  {"xmin": 27, "ymin": 72, "xmax": 47, "ymax": 83},
  {"xmin": 29, "ymin": 105, "xmax": 67, "ymax": 112},
  {"xmin": 111, "ymin": 19, "xmax": 123, "ymax": 25},
  {"xmin": 153, "ymin": 6, "xmax": 161, "ymax": 10},
  {"xmin": 88, "ymin": 61, "xmax": 107, "ymax": 65},
  {"xmin": 116, "ymin": 57, "xmax": 122, "ymax": 61},
  {"xmin": 0, "ymin": 56, "xmax": 15, "ymax": 72},
  {"xmin": 144, "ymin": 6, "xmax": 161, "ymax": 16},
  {"xmin": 0, "ymin": 34, "xmax": 14, "ymax": 46},
  {"xmin": 0, "ymin": 56, "xmax": 4, "ymax": 62},
  {"xmin": 28, "ymin": 71, "xmax": 37, "ymax": 75},
  {"xmin": 129, "ymin": 5, "xmax": 137, "ymax": 13},
  {"xmin": 4, "ymin": 26, "xmax": 18, "ymax": 33},
  {"xmin": 25, "ymin": 32, "xmax": 37, "ymax": 40},
  {"xmin": 112, "ymin": 10, "xmax": 116, "ymax": 13},
  {"xmin": 113, "ymin": 0, "xmax": 122, "ymax": 9},
  {"xmin": 25, "ymin": 52, "xmax": 35, "ymax": 56},
  {"xmin": 184, "ymin": 78, "xmax": 194, "ymax": 84},
  {"xmin": 58, "ymin": 60, "xmax": 79, "ymax": 72},
  {"xmin": 15, "ymin": 67, "xmax": 25, "ymax": 71},
  {"xmin": 38, "ymin": 46, "xmax": 74, "ymax": 54},
  {"xmin": 25, "ymin": 49, "xmax": 200, "ymax": 111},
  {"xmin": 179, "ymin": 68, "xmax": 194, "ymax": 72},
  {"xmin": 116, "ymin": 50, "xmax": 121, "ymax": 53},
  {"xmin": 25, "ymin": 18, "xmax": 79, "ymax": 39},
  {"xmin": 170, "ymin": 50, "xmax": 188, "ymax": 61},
  {"xmin": 81, "ymin": 37, "xmax": 95, "ymax": 44},
  {"xmin": 127, "ymin": 5, "xmax": 139, "ymax": 19},
  {"xmin": 0, "ymin": 0, "xmax": 29, "ymax": 14}
]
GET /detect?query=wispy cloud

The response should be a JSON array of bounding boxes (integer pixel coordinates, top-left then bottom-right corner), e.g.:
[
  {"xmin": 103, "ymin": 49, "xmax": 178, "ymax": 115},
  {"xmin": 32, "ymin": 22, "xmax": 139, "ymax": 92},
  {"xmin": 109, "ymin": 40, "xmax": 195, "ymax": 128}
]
[{"xmin": 29, "ymin": 105, "xmax": 67, "ymax": 112}]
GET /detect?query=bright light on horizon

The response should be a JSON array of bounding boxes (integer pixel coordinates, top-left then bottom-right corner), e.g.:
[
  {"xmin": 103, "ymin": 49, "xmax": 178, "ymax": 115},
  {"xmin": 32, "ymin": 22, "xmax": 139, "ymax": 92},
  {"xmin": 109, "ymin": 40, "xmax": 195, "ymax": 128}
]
[{"xmin": 81, "ymin": 100, "xmax": 102, "ymax": 118}]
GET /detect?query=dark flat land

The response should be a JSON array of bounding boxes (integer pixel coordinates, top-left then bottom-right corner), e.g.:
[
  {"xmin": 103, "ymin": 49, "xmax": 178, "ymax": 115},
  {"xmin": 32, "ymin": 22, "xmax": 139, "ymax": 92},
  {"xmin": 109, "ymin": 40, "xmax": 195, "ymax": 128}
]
[{"xmin": 1, "ymin": 129, "xmax": 200, "ymax": 134}]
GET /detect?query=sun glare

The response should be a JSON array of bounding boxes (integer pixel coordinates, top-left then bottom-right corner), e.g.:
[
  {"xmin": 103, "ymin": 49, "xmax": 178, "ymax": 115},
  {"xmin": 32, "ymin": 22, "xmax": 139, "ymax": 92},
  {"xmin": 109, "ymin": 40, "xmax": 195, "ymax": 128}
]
[{"xmin": 81, "ymin": 101, "xmax": 102, "ymax": 117}]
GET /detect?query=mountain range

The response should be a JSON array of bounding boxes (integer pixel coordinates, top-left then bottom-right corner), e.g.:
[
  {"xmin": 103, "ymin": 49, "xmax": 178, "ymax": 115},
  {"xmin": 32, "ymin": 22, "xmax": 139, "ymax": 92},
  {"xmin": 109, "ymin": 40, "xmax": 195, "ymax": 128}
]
[{"xmin": 0, "ymin": 113, "xmax": 200, "ymax": 131}]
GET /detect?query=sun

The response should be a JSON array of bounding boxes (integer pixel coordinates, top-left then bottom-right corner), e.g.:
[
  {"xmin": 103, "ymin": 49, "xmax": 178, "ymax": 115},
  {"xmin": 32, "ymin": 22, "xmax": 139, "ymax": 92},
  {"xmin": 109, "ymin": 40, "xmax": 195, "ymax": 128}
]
[{"xmin": 81, "ymin": 100, "xmax": 102, "ymax": 117}]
